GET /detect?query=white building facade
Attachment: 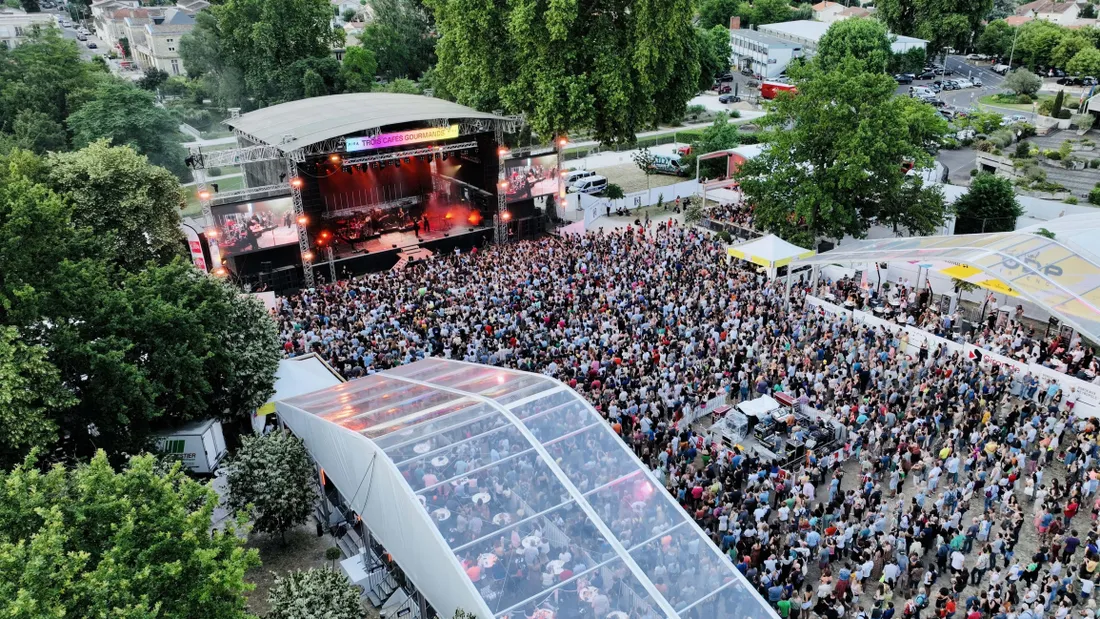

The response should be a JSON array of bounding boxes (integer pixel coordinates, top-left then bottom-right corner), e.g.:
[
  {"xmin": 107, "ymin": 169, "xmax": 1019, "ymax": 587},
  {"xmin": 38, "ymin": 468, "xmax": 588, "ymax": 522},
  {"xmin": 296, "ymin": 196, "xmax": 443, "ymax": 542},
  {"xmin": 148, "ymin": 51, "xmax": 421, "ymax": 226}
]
[
  {"xmin": 729, "ymin": 28, "xmax": 803, "ymax": 78},
  {"xmin": 0, "ymin": 9, "xmax": 57, "ymax": 48}
]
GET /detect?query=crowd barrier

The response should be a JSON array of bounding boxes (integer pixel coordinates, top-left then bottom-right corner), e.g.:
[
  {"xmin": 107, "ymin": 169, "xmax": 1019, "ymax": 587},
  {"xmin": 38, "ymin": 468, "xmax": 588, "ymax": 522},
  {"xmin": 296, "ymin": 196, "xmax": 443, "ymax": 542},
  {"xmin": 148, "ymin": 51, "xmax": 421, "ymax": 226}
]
[{"xmin": 804, "ymin": 295, "xmax": 1100, "ymax": 418}]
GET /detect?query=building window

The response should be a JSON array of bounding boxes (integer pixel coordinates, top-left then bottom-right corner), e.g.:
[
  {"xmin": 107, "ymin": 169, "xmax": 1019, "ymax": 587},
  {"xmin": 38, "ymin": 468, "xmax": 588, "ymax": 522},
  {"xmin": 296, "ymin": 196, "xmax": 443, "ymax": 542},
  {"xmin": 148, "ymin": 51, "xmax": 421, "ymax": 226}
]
[
  {"xmin": 171, "ymin": 59, "xmax": 179, "ymax": 75},
  {"xmin": 168, "ymin": 47, "xmax": 175, "ymax": 51},
  {"xmin": 14, "ymin": 26, "xmax": 24, "ymax": 36}
]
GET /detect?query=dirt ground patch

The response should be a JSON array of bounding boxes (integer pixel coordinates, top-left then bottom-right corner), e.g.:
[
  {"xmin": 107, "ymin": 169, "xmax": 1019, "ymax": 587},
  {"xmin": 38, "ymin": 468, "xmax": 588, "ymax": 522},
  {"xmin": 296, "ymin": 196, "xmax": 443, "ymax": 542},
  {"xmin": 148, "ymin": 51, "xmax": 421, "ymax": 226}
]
[
  {"xmin": 243, "ymin": 523, "xmax": 377, "ymax": 618},
  {"xmin": 598, "ymin": 163, "xmax": 687, "ymax": 194}
]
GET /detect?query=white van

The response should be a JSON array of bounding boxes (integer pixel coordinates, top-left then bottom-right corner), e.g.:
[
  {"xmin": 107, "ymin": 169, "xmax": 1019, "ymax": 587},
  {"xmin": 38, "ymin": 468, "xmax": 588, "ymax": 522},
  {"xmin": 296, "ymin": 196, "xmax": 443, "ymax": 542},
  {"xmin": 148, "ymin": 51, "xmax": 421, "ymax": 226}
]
[
  {"xmin": 568, "ymin": 175, "xmax": 608, "ymax": 194},
  {"xmin": 562, "ymin": 169, "xmax": 596, "ymax": 186}
]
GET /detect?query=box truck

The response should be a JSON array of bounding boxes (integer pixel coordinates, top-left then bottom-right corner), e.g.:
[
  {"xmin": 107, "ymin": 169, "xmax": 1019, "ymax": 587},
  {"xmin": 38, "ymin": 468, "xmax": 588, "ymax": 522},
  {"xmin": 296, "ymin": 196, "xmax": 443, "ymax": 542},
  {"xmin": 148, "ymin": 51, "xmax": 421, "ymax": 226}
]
[{"xmin": 155, "ymin": 419, "xmax": 228, "ymax": 475}]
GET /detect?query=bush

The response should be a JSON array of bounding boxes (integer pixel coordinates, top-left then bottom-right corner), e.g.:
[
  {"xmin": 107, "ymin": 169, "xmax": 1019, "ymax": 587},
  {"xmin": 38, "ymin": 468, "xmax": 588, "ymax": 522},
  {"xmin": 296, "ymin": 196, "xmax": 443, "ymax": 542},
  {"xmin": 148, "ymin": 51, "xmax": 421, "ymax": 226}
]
[
  {"xmin": 1017, "ymin": 94, "xmax": 1034, "ymax": 104},
  {"xmin": 739, "ymin": 133, "xmax": 760, "ymax": 145},
  {"xmin": 1047, "ymin": 150, "xmax": 1063, "ymax": 160},
  {"xmin": 969, "ymin": 168, "xmax": 979, "ymax": 176},
  {"xmin": 685, "ymin": 104, "xmax": 707, "ymax": 119},
  {"xmin": 1073, "ymin": 114, "xmax": 1096, "ymax": 131},
  {"xmin": 1017, "ymin": 123, "xmax": 1037, "ymax": 139},
  {"xmin": 1065, "ymin": 196, "xmax": 1079, "ymax": 204},
  {"xmin": 1059, "ymin": 110, "xmax": 1073, "ymax": 119},
  {"xmin": 729, "ymin": 109, "xmax": 741, "ymax": 118},
  {"xmin": 1015, "ymin": 141, "xmax": 1031, "ymax": 158},
  {"xmin": 943, "ymin": 138, "xmax": 961, "ymax": 150},
  {"xmin": 1090, "ymin": 186, "xmax": 1100, "ymax": 205},
  {"xmin": 715, "ymin": 230, "xmax": 734, "ymax": 243},
  {"xmin": 1039, "ymin": 99, "xmax": 1055, "ymax": 116},
  {"xmin": 989, "ymin": 128, "xmax": 1015, "ymax": 148},
  {"xmin": 975, "ymin": 140, "xmax": 996, "ymax": 153},
  {"xmin": 1090, "ymin": 159, "xmax": 1100, "ymax": 168},
  {"xmin": 604, "ymin": 183, "xmax": 625, "ymax": 200}
]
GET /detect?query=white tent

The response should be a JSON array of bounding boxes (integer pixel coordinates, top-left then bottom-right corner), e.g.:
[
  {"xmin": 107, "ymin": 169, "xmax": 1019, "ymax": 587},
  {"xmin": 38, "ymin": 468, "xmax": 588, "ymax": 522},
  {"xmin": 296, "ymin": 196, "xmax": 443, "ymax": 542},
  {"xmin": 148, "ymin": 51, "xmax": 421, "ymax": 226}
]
[
  {"xmin": 727, "ymin": 234, "xmax": 814, "ymax": 278},
  {"xmin": 276, "ymin": 358, "xmax": 777, "ymax": 619}
]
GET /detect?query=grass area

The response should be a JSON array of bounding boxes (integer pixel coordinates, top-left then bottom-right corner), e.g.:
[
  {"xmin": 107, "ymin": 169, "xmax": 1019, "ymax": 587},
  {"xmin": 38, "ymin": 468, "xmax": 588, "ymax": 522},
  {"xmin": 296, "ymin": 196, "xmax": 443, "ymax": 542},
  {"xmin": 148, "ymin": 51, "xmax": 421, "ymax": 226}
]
[
  {"xmin": 978, "ymin": 93, "xmax": 1053, "ymax": 112},
  {"xmin": 181, "ymin": 174, "xmax": 245, "ymax": 218}
]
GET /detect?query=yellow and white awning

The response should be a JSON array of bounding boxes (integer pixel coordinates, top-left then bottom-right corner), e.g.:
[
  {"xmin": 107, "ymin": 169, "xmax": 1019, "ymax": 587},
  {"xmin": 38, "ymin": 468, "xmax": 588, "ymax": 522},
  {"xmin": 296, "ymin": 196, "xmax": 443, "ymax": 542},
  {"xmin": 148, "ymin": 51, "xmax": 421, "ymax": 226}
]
[{"xmin": 727, "ymin": 234, "xmax": 815, "ymax": 269}]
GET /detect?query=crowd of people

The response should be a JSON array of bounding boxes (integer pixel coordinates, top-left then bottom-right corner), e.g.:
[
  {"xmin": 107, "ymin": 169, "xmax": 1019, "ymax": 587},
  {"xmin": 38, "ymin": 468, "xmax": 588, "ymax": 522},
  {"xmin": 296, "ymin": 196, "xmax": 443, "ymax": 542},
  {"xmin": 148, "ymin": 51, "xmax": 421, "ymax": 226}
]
[{"xmin": 276, "ymin": 220, "xmax": 1100, "ymax": 619}]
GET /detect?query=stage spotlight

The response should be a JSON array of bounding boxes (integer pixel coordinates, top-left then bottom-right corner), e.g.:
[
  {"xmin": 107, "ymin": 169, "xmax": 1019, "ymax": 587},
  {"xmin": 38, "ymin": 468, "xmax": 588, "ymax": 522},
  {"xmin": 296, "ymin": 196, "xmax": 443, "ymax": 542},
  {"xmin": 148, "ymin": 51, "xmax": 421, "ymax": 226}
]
[
  {"xmin": 498, "ymin": 180, "xmax": 509, "ymax": 190},
  {"xmin": 198, "ymin": 190, "xmax": 211, "ymax": 200},
  {"xmin": 290, "ymin": 177, "xmax": 304, "ymax": 189},
  {"xmin": 213, "ymin": 267, "xmax": 228, "ymax": 277},
  {"xmin": 442, "ymin": 152, "xmax": 448, "ymax": 160},
  {"xmin": 395, "ymin": 159, "xmax": 401, "ymax": 168},
  {"xmin": 302, "ymin": 250, "xmax": 314, "ymax": 261},
  {"xmin": 404, "ymin": 157, "xmax": 411, "ymax": 164},
  {"xmin": 329, "ymin": 154, "xmax": 341, "ymax": 163},
  {"xmin": 297, "ymin": 215, "xmax": 309, "ymax": 225},
  {"xmin": 558, "ymin": 136, "xmax": 568, "ymax": 147},
  {"xmin": 344, "ymin": 166, "xmax": 353, "ymax": 175},
  {"xmin": 498, "ymin": 146, "xmax": 509, "ymax": 157},
  {"xmin": 320, "ymin": 230, "xmax": 331, "ymax": 240},
  {"xmin": 502, "ymin": 211, "xmax": 512, "ymax": 221},
  {"xmin": 204, "ymin": 228, "xmax": 219, "ymax": 239}
]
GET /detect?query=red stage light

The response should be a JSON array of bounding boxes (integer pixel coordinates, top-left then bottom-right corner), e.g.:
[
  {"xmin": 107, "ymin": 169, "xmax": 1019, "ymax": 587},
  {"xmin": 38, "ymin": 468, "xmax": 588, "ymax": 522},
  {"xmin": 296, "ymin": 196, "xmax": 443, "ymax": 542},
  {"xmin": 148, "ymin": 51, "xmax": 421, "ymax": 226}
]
[
  {"xmin": 468, "ymin": 212, "xmax": 482, "ymax": 225},
  {"xmin": 205, "ymin": 228, "xmax": 219, "ymax": 238},
  {"xmin": 290, "ymin": 177, "xmax": 304, "ymax": 188},
  {"xmin": 498, "ymin": 180, "xmax": 509, "ymax": 190},
  {"xmin": 445, "ymin": 212, "xmax": 453, "ymax": 220},
  {"xmin": 213, "ymin": 267, "xmax": 228, "ymax": 277},
  {"xmin": 502, "ymin": 211, "xmax": 512, "ymax": 222},
  {"xmin": 329, "ymin": 154, "xmax": 341, "ymax": 163},
  {"xmin": 297, "ymin": 215, "xmax": 309, "ymax": 225},
  {"xmin": 498, "ymin": 146, "xmax": 509, "ymax": 157},
  {"xmin": 302, "ymin": 250, "xmax": 315, "ymax": 261},
  {"xmin": 558, "ymin": 137, "xmax": 568, "ymax": 147},
  {"xmin": 320, "ymin": 230, "xmax": 331, "ymax": 239},
  {"xmin": 198, "ymin": 190, "xmax": 211, "ymax": 200}
]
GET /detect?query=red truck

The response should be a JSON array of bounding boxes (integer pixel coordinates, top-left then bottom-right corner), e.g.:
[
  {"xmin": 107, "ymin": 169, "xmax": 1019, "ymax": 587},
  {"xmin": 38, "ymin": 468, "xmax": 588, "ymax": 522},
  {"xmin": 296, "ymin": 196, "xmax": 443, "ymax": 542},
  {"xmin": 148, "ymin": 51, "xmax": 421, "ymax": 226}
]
[{"xmin": 760, "ymin": 81, "xmax": 797, "ymax": 100}]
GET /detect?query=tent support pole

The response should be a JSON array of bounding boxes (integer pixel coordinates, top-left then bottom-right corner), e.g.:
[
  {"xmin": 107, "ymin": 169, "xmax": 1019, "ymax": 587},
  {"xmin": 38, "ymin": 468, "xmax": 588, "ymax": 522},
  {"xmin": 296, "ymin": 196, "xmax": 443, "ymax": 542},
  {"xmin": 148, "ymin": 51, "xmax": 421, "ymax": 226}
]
[{"xmin": 785, "ymin": 267, "xmax": 793, "ymax": 311}]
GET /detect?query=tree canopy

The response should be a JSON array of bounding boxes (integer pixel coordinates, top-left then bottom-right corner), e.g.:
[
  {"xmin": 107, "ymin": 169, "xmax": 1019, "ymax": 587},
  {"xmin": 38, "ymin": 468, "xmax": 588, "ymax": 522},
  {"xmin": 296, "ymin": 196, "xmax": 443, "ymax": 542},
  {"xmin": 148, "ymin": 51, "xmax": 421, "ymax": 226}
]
[
  {"xmin": 681, "ymin": 112, "xmax": 741, "ymax": 179},
  {"xmin": 1003, "ymin": 68, "xmax": 1042, "ymax": 96},
  {"xmin": 180, "ymin": 0, "xmax": 345, "ymax": 107},
  {"xmin": 428, "ymin": 0, "xmax": 700, "ymax": 144},
  {"xmin": 0, "ymin": 451, "xmax": 260, "ymax": 619},
  {"xmin": 697, "ymin": 25, "xmax": 733, "ymax": 91},
  {"xmin": 953, "ymin": 172, "xmax": 1023, "ymax": 234},
  {"xmin": 815, "ymin": 18, "xmax": 893, "ymax": 74},
  {"xmin": 267, "ymin": 569, "xmax": 363, "ymax": 619},
  {"xmin": 363, "ymin": 0, "xmax": 436, "ymax": 80},
  {"xmin": 66, "ymin": 79, "xmax": 189, "ymax": 179},
  {"xmin": 875, "ymin": 0, "xmax": 991, "ymax": 56},
  {"xmin": 1068, "ymin": 47, "xmax": 1100, "ymax": 80},
  {"xmin": 734, "ymin": 59, "xmax": 948, "ymax": 247},
  {"xmin": 226, "ymin": 430, "xmax": 317, "ymax": 542}
]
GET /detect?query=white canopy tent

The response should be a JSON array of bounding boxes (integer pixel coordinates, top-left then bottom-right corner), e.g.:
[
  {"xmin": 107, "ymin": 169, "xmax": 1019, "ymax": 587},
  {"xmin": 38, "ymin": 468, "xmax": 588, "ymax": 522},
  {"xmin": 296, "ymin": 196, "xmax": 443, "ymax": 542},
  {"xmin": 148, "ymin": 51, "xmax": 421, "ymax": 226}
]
[
  {"xmin": 727, "ymin": 234, "xmax": 815, "ymax": 279},
  {"xmin": 275, "ymin": 358, "xmax": 776, "ymax": 619}
]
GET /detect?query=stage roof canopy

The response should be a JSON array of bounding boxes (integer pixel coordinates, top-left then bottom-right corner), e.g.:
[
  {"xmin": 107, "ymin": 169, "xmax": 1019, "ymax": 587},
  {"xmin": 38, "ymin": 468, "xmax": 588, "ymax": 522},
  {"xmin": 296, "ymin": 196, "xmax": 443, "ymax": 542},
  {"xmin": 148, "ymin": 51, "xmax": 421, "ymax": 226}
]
[
  {"xmin": 224, "ymin": 93, "xmax": 507, "ymax": 153},
  {"xmin": 791, "ymin": 216, "xmax": 1100, "ymax": 343},
  {"xmin": 276, "ymin": 358, "xmax": 774, "ymax": 619}
]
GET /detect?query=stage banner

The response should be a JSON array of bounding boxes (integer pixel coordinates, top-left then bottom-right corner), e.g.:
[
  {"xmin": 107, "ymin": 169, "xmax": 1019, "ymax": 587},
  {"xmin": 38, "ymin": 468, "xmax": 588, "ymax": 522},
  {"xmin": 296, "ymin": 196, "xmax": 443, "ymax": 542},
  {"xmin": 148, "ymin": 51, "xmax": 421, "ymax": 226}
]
[
  {"xmin": 182, "ymin": 225, "xmax": 207, "ymax": 271},
  {"xmin": 965, "ymin": 345, "xmax": 1029, "ymax": 375},
  {"xmin": 346, "ymin": 125, "xmax": 460, "ymax": 152},
  {"xmin": 906, "ymin": 325, "xmax": 965, "ymax": 358}
]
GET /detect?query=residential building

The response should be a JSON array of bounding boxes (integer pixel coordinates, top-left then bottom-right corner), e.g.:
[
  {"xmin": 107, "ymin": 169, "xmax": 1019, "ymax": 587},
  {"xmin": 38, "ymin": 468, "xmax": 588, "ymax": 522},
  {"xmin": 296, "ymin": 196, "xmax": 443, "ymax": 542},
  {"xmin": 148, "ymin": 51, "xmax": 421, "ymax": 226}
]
[
  {"xmin": 175, "ymin": 0, "xmax": 209, "ymax": 13},
  {"xmin": 0, "ymin": 9, "xmax": 56, "ymax": 48},
  {"xmin": 759, "ymin": 19, "xmax": 926, "ymax": 57},
  {"xmin": 1004, "ymin": 15, "xmax": 1033, "ymax": 26},
  {"xmin": 126, "ymin": 8, "xmax": 195, "ymax": 76},
  {"xmin": 811, "ymin": 1, "xmax": 846, "ymax": 23},
  {"xmin": 1015, "ymin": 0, "xmax": 1079, "ymax": 25},
  {"xmin": 331, "ymin": 0, "xmax": 361, "ymax": 20},
  {"xmin": 837, "ymin": 6, "xmax": 872, "ymax": 19},
  {"xmin": 729, "ymin": 28, "xmax": 803, "ymax": 78},
  {"xmin": 90, "ymin": 0, "xmax": 139, "ymax": 40}
]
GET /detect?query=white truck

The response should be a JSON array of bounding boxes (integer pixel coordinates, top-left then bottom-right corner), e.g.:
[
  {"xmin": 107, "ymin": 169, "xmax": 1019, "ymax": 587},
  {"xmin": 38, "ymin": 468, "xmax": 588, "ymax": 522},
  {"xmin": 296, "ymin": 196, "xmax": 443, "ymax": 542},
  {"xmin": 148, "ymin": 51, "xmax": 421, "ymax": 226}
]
[{"xmin": 155, "ymin": 419, "xmax": 228, "ymax": 475}]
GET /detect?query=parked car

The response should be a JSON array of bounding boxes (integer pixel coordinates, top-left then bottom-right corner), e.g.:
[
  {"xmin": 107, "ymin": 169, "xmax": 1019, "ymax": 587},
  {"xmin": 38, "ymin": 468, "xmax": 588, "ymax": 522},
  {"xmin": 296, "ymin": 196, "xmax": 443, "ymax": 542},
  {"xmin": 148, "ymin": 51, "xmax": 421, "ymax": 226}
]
[
  {"xmin": 916, "ymin": 70, "xmax": 938, "ymax": 80},
  {"xmin": 1008, "ymin": 114, "xmax": 1028, "ymax": 123},
  {"xmin": 895, "ymin": 74, "xmax": 913, "ymax": 84},
  {"xmin": 715, "ymin": 83, "xmax": 732, "ymax": 94},
  {"xmin": 86, "ymin": 42, "xmax": 97, "ymax": 49},
  {"xmin": 909, "ymin": 86, "xmax": 935, "ymax": 98},
  {"xmin": 966, "ymin": 53, "xmax": 988, "ymax": 61},
  {"xmin": 1058, "ymin": 76, "xmax": 1083, "ymax": 86},
  {"xmin": 955, "ymin": 78, "xmax": 974, "ymax": 89},
  {"xmin": 972, "ymin": 77, "xmax": 983, "ymax": 87},
  {"xmin": 715, "ymin": 72, "xmax": 733, "ymax": 82},
  {"xmin": 568, "ymin": 175, "xmax": 608, "ymax": 195},
  {"xmin": 718, "ymin": 93, "xmax": 741, "ymax": 104},
  {"xmin": 992, "ymin": 64, "xmax": 1011, "ymax": 75},
  {"xmin": 76, "ymin": 33, "xmax": 86, "ymax": 41}
]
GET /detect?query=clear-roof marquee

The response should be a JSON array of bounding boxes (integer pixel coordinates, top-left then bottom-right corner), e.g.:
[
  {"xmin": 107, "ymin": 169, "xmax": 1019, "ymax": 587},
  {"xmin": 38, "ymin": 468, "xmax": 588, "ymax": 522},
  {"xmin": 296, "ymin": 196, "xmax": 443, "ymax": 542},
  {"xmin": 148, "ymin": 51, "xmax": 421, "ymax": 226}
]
[{"xmin": 277, "ymin": 358, "xmax": 774, "ymax": 619}]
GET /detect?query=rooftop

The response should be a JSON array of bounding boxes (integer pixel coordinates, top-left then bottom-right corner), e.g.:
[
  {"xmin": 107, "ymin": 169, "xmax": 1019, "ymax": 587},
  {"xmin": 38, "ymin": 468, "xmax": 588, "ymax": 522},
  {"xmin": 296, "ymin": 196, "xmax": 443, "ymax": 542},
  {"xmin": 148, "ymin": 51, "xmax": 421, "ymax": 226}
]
[
  {"xmin": 1017, "ymin": 0, "xmax": 1077, "ymax": 14},
  {"xmin": 276, "ymin": 358, "xmax": 776, "ymax": 619},
  {"xmin": 223, "ymin": 93, "xmax": 508, "ymax": 153},
  {"xmin": 811, "ymin": 0, "xmax": 842, "ymax": 10},
  {"xmin": 729, "ymin": 27, "xmax": 801, "ymax": 49}
]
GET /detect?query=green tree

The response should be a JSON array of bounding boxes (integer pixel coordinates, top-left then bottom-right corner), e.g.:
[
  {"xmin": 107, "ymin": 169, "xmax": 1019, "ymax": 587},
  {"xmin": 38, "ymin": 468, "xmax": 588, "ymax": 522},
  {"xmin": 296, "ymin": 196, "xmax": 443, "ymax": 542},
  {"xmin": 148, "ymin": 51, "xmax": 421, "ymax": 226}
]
[
  {"xmin": 976, "ymin": 19, "xmax": 1015, "ymax": 58},
  {"xmin": 429, "ymin": 0, "xmax": 700, "ymax": 144},
  {"xmin": 342, "ymin": 7, "xmax": 357, "ymax": 20},
  {"xmin": 890, "ymin": 47, "xmax": 927, "ymax": 74},
  {"xmin": 180, "ymin": 0, "xmax": 345, "ymax": 106},
  {"xmin": 226, "ymin": 430, "xmax": 317, "ymax": 543},
  {"xmin": 682, "ymin": 112, "xmax": 742, "ymax": 179},
  {"xmin": 340, "ymin": 45, "xmax": 378, "ymax": 92},
  {"xmin": 1015, "ymin": 20, "xmax": 1066, "ymax": 69},
  {"xmin": 66, "ymin": 80, "xmax": 189, "ymax": 179},
  {"xmin": 0, "ymin": 451, "xmax": 260, "ymax": 619},
  {"xmin": 815, "ymin": 18, "xmax": 893, "ymax": 73},
  {"xmin": 698, "ymin": 0, "xmax": 744, "ymax": 28},
  {"xmin": 750, "ymin": 0, "xmax": 793, "ymax": 26},
  {"xmin": 1052, "ymin": 89, "xmax": 1065, "ymax": 118},
  {"xmin": 734, "ymin": 59, "xmax": 948, "ymax": 247},
  {"xmin": 1068, "ymin": 46, "xmax": 1100, "ymax": 79},
  {"xmin": 632, "ymin": 147, "xmax": 658, "ymax": 191},
  {"xmin": 302, "ymin": 68, "xmax": 328, "ymax": 97},
  {"xmin": 1083, "ymin": 3, "xmax": 1098, "ymax": 19},
  {"xmin": 953, "ymin": 172, "xmax": 1022, "ymax": 234},
  {"xmin": 697, "ymin": 25, "xmax": 732, "ymax": 90},
  {"xmin": 47, "ymin": 141, "xmax": 186, "ymax": 270},
  {"xmin": 0, "ymin": 27, "xmax": 97, "ymax": 135},
  {"xmin": 268, "ymin": 569, "xmax": 362, "ymax": 619},
  {"xmin": 363, "ymin": 0, "xmax": 436, "ymax": 80},
  {"xmin": 1003, "ymin": 68, "xmax": 1042, "ymax": 96},
  {"xmin": 1050, "ymin": 33, "xmax": 1090, "ymax": 70},
  {"xmin": 20, "ymin": 0, "xmax": 39, "ymax": 11},
  {"xmin": 136, "ymin": 67, "xmax": 170, "ymax": 91},
  {"xmin": 988, "ymin": 0, "xmax": 1017, "ymax": 20},
  {"xmin": 10, "ymin": 109, "xmax": 67, "ymax": 154},
  {"xmin": 876, "ymin": 0, "xmax": 993, "ymax": 56},
  {"xmin": 0, "ymin": 327, "xmax": 73, "ymax": 468}
]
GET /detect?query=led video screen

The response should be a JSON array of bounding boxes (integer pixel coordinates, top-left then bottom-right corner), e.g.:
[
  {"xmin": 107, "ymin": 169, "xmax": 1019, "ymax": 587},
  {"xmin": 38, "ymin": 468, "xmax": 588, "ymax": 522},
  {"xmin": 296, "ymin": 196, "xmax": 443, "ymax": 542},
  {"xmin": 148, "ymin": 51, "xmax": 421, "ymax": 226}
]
[
  {"xmin": 503, "ymin": 154, "xmax": 559, "ymax": 203},
  {"xmin": 212, "ymin": 197, "xmax": 298, "ymax": 257}
]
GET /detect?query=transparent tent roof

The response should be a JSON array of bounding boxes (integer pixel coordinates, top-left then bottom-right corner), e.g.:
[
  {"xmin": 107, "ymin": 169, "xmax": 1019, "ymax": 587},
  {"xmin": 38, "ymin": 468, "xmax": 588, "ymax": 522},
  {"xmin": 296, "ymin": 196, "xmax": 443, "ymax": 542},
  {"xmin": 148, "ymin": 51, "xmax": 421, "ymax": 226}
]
[{"xmin": 279, "ymin": 358, "xmax": 773, "ymax": 619}]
